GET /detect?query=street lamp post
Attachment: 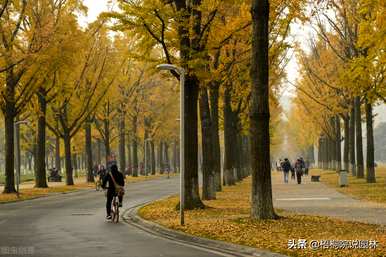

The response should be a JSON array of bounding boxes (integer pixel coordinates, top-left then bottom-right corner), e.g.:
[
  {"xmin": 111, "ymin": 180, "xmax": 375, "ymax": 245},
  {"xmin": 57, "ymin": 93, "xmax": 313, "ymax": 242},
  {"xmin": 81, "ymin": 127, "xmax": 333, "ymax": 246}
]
[
  {"xmin": 14, "ymin": 120, "xmax": 29, "ymax": 197},
  {"xmin": 156, "ymin": 64, "xmax": 185, "ymax": 226}
]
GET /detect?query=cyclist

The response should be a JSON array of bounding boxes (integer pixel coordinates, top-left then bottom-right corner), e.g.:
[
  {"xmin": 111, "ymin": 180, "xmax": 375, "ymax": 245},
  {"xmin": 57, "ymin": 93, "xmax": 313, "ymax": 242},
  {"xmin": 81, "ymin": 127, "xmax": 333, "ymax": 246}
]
[
  {"xmin": 98, "ymin": 164, "xmax": 107, "ymax": 179},
  {"xmin": 102, "ymin": 164, "xmax": 125, "ymax": 220}
]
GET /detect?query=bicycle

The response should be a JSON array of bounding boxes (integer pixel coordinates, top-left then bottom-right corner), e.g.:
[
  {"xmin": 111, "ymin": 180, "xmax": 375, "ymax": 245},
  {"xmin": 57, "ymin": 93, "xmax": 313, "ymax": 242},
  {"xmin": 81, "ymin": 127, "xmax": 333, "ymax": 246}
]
[{"xmin": 111, "ymin": 194, "xmax": 120, "ymax": 223}]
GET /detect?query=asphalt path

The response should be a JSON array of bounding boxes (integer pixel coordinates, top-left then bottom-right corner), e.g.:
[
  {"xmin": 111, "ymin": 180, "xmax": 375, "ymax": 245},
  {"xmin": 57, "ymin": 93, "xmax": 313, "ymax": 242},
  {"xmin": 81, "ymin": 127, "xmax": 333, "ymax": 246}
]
[{"xmin": 0, "ymin": 177, "xmax": 225, "ymax": 257}]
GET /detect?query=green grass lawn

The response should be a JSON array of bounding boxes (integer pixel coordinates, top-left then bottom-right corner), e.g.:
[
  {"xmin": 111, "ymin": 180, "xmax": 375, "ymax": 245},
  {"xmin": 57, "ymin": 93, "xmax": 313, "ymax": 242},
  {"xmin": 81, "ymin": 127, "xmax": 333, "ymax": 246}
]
[{"xmin": 311, "ymin": 166, "xmax": 386, "ymax": 204}]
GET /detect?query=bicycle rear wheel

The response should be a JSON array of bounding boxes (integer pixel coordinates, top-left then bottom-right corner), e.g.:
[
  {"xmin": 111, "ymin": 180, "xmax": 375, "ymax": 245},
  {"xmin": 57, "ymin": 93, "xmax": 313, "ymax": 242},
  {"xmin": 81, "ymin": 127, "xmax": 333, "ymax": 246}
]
[{"xmin": 112, "ymin": 197, "xmax": 119, "ymax": 223}]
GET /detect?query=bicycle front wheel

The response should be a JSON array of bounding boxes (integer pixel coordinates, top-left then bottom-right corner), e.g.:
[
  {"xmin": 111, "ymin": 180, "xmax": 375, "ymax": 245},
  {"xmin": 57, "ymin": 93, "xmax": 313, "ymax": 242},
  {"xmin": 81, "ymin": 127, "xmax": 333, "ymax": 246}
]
[{"xmin": 112, "ymin": 201, "xmax": 119, "ymax": 223}]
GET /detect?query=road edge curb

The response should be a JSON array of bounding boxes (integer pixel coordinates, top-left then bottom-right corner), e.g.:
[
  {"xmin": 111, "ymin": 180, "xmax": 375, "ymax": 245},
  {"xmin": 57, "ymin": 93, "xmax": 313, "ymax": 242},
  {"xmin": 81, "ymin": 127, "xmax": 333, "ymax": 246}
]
[{"xmin": 123, "ymin": 204, "xmax": 288, "ymax": 257}]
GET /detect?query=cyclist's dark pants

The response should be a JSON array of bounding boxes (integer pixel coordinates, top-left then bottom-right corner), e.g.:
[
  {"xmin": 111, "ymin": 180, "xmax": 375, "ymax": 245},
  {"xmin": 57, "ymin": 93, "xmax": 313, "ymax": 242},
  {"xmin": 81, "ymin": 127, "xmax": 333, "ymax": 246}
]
[{"xmin": 106, "ymin": 191, "xmax": 123, "ymax": 216}]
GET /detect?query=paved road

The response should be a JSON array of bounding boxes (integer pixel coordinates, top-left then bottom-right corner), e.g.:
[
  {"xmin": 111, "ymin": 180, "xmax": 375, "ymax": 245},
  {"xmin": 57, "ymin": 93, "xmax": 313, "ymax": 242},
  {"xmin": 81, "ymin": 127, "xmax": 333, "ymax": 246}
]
[
  {"xmin": 272, "ymin": 172, "xmax": 386, "ymax": 225},
  {"xmin": 0, "ymin": 177, "xmax": 224, "ymax": 257}
]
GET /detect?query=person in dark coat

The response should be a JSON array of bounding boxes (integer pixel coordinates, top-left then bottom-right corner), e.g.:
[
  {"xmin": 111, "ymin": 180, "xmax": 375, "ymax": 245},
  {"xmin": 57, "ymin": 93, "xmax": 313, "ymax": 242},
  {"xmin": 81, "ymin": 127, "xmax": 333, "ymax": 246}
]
[
  {"xmin": 290, "ymin": 163, "xmax": 296, "ymax": 180},
  {"xmin": 294, "ymin": 158, "xmax": 305, "ymax": 184},
  {"xmin": 281, "ymin": 158, "xmax": 292, "ymax": 183},
  {"xmin": 102, "ymin": 164, "xmax": 125, "ymax": 220}
]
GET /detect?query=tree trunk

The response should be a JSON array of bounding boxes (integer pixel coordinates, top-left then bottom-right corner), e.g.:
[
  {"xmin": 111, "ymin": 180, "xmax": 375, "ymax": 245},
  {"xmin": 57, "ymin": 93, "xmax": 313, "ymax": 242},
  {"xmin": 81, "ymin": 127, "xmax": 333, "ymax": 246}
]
[
  {"xmin": 349, "ymin": 102, "xmax": 356, "ymax": 176},
  {"xmin": 127, "ymin": 136, "xmax": 132, "ymax": 176},
  {"xmin": 172, "ymin": 0, "xmax": 204, "ymax": 209},
  {"xmin": 232, "ymin": 123, "xmax": 242, "ymax": 179},
  {"xmin": 365, "ymin": 100, "xmax": 376, "ymax": 183},
  {"xmin": 318, "ymin": 137, "xmax": 322, "ymax": 168},
  {"xmin": 132, "ymin": 136, "xmax": 138, "ymax": 177},
  {"xmin": 96, "ymin": 139, "xmax": 101, "ymax": 165},
  {"xmin": 85, "ymin": 121, "xmax": 94, "ymax": 183},
  {"xmin": 329, "ymin": 135, "xmax": 335, "ymax": 169},
  {"xmin": 182, "ymin": 75, "xmax": 204, "ymax": 209},
  {"xmin": 250, "ymin": 0, "xmax": 276, "ymax": 219},
  {"xmin": 232, "ymin": 115, "xmax": 242, "ymax": 181},
  {"xmin": 27, "ymin": 152, "xmax": 32, "ymax": 171},
  {"xmin": 35, "ymin": 92, "xmax": 48, "ymax": 188},
  {"xmin": 200, "ymin": 88, "xmax": 216, "ymax": 200},
  {"xmin": 158, "ymin": 141, "xmax": 163, "ymax": 174},
  {"xmin": 55, "ymin": 135, "xmax": 61, "ymax": 173},
  {"xmin": 173, "ymin": 140, "xmax": 178, "ymax": 172},
  {"xmin": 322, "ymin": 135, "xmax": 328, "ymax": 169},
  {"xmin": 119, "ymin": 116, "xmax": 126, "ymax": 173},
  {"xmin": 3, "ymin": 74, "xmax": 16, "ymax": 193},
  {"xmin": 343, "ymin": 115, "xmax": 350, "ymax": 172},
  {"xmin": 150, "ymin": 141, "xmax": 156, "ymax": 175},
  {"xmin": 330, "ymin": 117, "xmax": 337, "ymax": 170},
  {"xmin": 104, "ymin": 119, "xmax": 110, "ymax": 166},
  {"xmin": 209, "ymin": 82, "xmax": 222, "ymax": 192},
  {"xmin": 355, "ymin": 97, "xmax": 364, "ymax": 178},
  {"xmin": 15, "ymin": 118, "xmax": 22, "ymax": 182},
  {"xmin": 335, "ymin": 115, "xmax": 342, "ymax": 172},
  {"xmin": 164, "ymin": 142, "xmax": 170, "ymax": 172},
  {"xmin": 223, "ymin": 86, "xmax": 236, "ymax": 186},
  {"xmin": 143, "ymin": 137, "xmax": 151, "ymax": 176},
  {"xmin": 63, "ymin": 131, "xmax": 74, "ymax": 185}
]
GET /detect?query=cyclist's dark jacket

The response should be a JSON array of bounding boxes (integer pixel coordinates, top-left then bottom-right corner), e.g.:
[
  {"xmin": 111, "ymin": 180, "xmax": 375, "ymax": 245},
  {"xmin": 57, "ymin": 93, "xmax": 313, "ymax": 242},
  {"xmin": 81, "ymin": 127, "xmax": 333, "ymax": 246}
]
[{"xmin": 102, "ymin": 169, "xmax": 125, "ymax": 195}]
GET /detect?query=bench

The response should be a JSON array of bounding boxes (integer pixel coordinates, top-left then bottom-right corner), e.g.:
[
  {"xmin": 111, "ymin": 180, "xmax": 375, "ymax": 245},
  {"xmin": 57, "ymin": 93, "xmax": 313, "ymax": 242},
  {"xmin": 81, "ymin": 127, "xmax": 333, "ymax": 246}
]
[
  {"xmin": 48, "ymin": 175, "xmax": 62, "ymax": 182},
  {"xmin": 311, "ymin": 175, "xmax": 320, "ymax": 182}
]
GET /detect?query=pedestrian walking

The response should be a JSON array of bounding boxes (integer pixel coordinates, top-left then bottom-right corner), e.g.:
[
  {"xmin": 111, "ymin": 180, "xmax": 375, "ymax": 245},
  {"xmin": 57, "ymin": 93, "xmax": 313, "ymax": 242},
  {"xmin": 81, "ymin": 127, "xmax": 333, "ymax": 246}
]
[
  {"xmin": 281, "ymin": 158, "xmax": 292, "ymax": 184},
  {"xmin": 290, "ymin": 163, "xmax": 295, "ymax": 180},
  {"xmin": 303, "ymin": 158, "xmax": 309, "ymax": 176},
  {"xmin": 294, "ymin": 158, "xmax": 305, "ymax": 184}
]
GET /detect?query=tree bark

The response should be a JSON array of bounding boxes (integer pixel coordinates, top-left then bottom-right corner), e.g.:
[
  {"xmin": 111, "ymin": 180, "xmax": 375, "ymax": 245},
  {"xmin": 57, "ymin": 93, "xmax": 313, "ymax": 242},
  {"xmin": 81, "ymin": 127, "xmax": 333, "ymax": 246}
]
[
  {"xmin": 318, "ymin": 137, "xmax": 322, "ymax": 168},
  {"xmin": 173, "ymin": 140, "xmax": 178, "ymax": 172},
  {"xmin": 63, "ymin": 131, "xmax": 74, "ymax": 185},
  {"xmin": 223, "ymin": 86, "xmax": 236, "ymax": 186},
  {"xmin": 365, "ymin": 100, "xmax": 376, "ymax": 183},
  {"xmin": 3, "ymin": 71, "xmax": 17, "ymax": 193},
  {"xmin": 127, "ymin": 136, "xmax": 132, "ymax": 176},
  {"xmin": 164, "ymin": 142, "xmax": 170, "ymax": 172},
  {"xmin": 209, "ymin": 82, "xmax": 222, "ymax": 191},
  {"xmin": 150, "ymin": 141, "xmax": 156, "ymax": 175},
  {"xmin": 96, "ymin": 139, "xmax": 101, "ymax": 165},
  {"xmin": 250, "ymin": 0, "xmax": 276, "ymax": 219},
  {"xmin": 158, "ymin": 141, "xmax": 163, "ymax": 174},
  {"xmin": 199, "ymin": 88, "xmax": 216, "ymax": 200},
  {"xmin": 343, "ymin": 115, "xmax": 350, "ymax": 172},
  {"xmin": 85, "ymin": 121, "xmax": 94, "ymax": 183},
  {"xmin": 322, "ymin": 135, "xmax": 328, "ymax": 169},
  {"xmin": 119, "ymin": 115, "xmax": 126, "ymax": 173},
  {"xmin": 103, "ymin": 118, "xmax": 110, "ymax": 166},
  {"xmin": 183, "ymin": 75, "xmax": 204, "ymax": 209},
  {"xmin": 55, "ymin": 135, "xmax": 61, "ymax": 173},
  {"xmin": 335, "ymin": 115, "xmax": 342, "ymax": 172},
  {"xmin": 27, "ymin": 152, "xmax": 32, "ymax": 171},
  {"xmin": 233, "ymin": 115, "xmax": 242, "ymax": 181},
  {"xmin": 349, "ymin": 101, "xmax": 356, "ymax": 176},
  {"xmin": 35, "ymin": 91, "xmax": 48, "ymax": 188},
  {"xmin": 330, "ymin": 117, "xmax": 336, "ymax": 170},
  {"xmin": 172, "ymin": 0, "xmax": 204, "ymax": 210},
  {"xmin": 355, "ymin": 97, "xmax": 364, "ymax": 178},
  {"xmin": 15, "ymin": 118, "xmax": 21, "ymax": 181},
  {"xmin": 132, "ymin": 138, "xmax": 138, "ymax": 177}
]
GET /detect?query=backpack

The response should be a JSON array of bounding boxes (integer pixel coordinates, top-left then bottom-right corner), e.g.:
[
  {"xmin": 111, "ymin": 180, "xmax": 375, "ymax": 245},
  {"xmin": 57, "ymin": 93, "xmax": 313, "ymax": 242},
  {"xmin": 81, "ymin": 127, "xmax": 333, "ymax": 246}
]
[{"xmin": 109, "ymin": 172, "xmax": 125, "ymax": 197}]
